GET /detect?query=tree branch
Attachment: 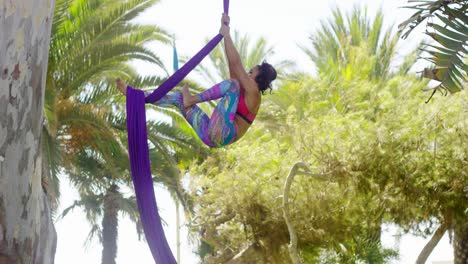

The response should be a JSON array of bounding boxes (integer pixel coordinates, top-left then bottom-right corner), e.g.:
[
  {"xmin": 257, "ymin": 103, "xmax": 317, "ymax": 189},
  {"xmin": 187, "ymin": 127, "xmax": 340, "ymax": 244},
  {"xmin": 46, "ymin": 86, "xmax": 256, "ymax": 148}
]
[
  {"xmin": 225, "ymin": 243, "xmax": 262, "ymax": 264},
  {"xmin": 282, "ymin": 162, "xmax": 328, "ymax": 264},
  {"xmin": 416, "ymin": 222, "xmax": 449, "ymax": 264}
]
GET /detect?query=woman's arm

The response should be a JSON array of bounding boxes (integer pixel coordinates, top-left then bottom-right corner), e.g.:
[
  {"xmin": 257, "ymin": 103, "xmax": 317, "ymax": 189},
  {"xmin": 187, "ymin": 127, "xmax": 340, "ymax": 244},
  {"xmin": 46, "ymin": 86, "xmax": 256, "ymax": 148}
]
[
  {"xmin": 220, "ymin": 14, "xmax": 256, "ymax": 92},
  {"xmin": 224, "ymin": 33, "xmax": 242, "ymax": 80},
  {"xmin": 221, "ymin": 15, "xmax": 236, "ymax": 79},
  {"xmin": 226, "ymin": 44, "xmax": 236, "ymax": 80}
]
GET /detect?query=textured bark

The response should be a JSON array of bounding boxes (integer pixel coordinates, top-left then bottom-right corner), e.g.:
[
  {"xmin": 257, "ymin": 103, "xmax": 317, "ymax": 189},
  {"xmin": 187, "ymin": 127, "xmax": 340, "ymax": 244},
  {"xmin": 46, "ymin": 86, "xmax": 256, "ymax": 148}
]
[
  {"xmin": 0, "ymin": 0, "xmax": 57, "ymax": 263},
  {"xmin": 454, "ymin": 221, "xmax": 468, "ymax": 264},
  {"xmin": 101, "ymin": 185, "xmax": 119, "ymax": 264}
]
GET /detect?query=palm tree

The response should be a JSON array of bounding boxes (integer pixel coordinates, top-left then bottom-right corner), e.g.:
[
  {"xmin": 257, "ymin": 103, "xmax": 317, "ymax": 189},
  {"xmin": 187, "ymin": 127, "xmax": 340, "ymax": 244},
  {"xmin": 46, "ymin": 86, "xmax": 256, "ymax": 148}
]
[
  {"xmin": 399, "ymin": 0, "xmax": 467, "ymax": 96},
  {"xmin": 59, "ymin": 135, "xmax": 142, "ymax": 264},
  {"xmin": 301, "ymin": 6, "xmax": 407, "ymax": 83},
  {"xmin": 61, "ymin": 148, "xmax": 141, "ymax": 264},
  {"xmin": 298, "ymin": 6, "xmax": 432, "ymax": 114},
  {"xmin": 45, "ymin": 0, "xmax": 204, "ymax": 206},
  {"xmin": 44, "ymin": 0, "xmax": 207, "ymax": 261},
  {"xmin": 42, "ymin": 0, "xmax": 171, "ymax": 208},
  {"xmin": 58, "ymin": 99, "xmax": 203, "ymax": 264}
]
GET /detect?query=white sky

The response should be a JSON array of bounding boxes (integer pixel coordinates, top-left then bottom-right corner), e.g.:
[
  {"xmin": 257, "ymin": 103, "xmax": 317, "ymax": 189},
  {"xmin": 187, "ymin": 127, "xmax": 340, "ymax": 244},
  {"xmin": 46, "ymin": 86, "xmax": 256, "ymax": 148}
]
[{"xmin": 55, "ymin": 0, "xmax": 454, "ymax": 263}]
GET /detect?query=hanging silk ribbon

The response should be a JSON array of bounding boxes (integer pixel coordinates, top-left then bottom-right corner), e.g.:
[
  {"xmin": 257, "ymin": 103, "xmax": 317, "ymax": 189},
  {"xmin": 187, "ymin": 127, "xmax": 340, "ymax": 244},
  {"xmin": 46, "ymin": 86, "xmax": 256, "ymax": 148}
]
[{"xmin": 126, "ymin": 1, "xmax": 229, "ymax": 263}]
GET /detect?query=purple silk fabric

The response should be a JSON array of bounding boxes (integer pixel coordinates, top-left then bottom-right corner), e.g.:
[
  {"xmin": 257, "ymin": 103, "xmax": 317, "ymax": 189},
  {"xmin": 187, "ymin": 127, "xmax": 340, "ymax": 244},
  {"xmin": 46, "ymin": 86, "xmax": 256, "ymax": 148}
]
[{"xmin": 126, "ymin": 1, "xmax": 229, "ymax": 263}]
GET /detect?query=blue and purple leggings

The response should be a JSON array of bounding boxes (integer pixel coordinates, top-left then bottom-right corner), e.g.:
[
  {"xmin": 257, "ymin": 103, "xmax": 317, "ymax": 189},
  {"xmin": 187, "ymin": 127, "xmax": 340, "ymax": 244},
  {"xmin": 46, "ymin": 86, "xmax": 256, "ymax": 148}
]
[{"xmin": 149, "ymin": 80, "xmax": 240, "ymax": 148}]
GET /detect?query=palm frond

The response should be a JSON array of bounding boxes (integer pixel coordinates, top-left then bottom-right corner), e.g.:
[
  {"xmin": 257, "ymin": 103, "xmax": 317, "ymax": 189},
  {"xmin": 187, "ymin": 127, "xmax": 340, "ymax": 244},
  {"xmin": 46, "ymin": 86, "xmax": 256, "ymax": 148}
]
[
  {"xmin": 304, "ymin": 6, "xmax": 403, "ymax": 80},
  {"xmin": 421, "ymin": 12, "xmax": 467, "ymax": 91},
  {"xmin": 61, "ymin": 194, "xmax": 104, "ymax": 219},
  {"xmin": 41, "ymin": 127, "xmax": 62, "ymax": 206},
  {"xmin": 368, "ymin": 10, "xmax": 384, "ymax": 55},
  {"xmin": 129, "ymin": 75, "xmax": 166, "ymax": 88},
  {"xmin": 84, "ymin": 223, "xmax": 103, "ymax": 247},
  {"xmin": 374, "ymin": 28, "xmax": 400, "ymax": 81},
  {"xmin": 58, "ymin": 43, "xmax": 166, "ymax": 92},
  {"xmin": 59, "ymin": 103, "xmax": 127, "ymax": 173},
  {"xmin": 79, "ymin": 79, "xmax": 126, "ymax": 105},
  {"xmin": 58, "ymin": 0, "xmax": 160, "ymax": 59},
  {"xmin": 398, "ymin": 0, "xmax": 464, "ymax": 38},
  {"xmin": 51, "ymin": 0, "xmax": 73, "ymax": 36},
  {"xmin": 114, "ymin": 194, "xmax": 144, "ymax": 240},
  {"xmin": 67, "ymin": 154, "xmax": 112, "ymax": 193},
  {"xmin": 399, "ymin": 0, "xmax": 467, "ymax": 93}
]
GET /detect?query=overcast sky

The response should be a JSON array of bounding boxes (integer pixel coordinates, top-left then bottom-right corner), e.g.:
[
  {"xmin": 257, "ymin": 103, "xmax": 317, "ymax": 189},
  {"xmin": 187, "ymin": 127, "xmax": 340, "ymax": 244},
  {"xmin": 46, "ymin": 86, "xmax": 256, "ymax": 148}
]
[{"xmin": 55, "ymin": 0, "xmax": 453, "ymax": 263}]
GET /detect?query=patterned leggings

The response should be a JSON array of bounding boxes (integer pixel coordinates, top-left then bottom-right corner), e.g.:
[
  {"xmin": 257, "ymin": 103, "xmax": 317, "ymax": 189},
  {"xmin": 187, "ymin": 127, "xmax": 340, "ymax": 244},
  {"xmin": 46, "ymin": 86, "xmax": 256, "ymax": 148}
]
[{"xmin": 149, "ymin": 80, "xmax": 240, "ymax": 148}]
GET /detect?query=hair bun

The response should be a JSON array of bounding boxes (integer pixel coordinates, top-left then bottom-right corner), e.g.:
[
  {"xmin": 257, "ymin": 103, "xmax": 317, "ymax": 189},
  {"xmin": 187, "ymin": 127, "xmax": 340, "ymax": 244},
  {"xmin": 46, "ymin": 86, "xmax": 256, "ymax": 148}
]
[{"xmin": 255, "ymin": 61, "xmax": 277, "ymax": 94}]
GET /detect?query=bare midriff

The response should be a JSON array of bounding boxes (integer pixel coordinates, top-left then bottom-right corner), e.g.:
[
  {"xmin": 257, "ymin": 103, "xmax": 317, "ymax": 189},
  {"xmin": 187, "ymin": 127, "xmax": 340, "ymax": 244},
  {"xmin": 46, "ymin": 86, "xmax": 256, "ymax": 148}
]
[{"xmin": 233, "ymin": 114, "xmax": 252, "ymax": 140}]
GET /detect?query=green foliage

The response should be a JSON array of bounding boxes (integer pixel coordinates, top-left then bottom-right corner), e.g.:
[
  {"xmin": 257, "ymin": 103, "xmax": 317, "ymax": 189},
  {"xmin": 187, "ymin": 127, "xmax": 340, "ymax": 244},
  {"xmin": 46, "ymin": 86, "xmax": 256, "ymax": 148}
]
[
  {"xmin": 399, "ymin": 0, "xmax": 467, "ymax": 94},
  {"xmin": 195, "ymin": 5, "xmax": 467, "ymax": 262},
  {"xmin": 187, "ymin": 19, "xmax": 466, "ymax": 261}
]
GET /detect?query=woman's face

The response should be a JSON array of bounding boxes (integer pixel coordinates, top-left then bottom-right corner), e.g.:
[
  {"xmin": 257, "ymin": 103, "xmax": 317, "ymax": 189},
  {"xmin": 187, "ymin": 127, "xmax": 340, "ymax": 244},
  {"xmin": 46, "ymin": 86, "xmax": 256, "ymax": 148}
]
[{"xmin": 248, "ymin": 65, "xmax": 260, "ymax": 79}]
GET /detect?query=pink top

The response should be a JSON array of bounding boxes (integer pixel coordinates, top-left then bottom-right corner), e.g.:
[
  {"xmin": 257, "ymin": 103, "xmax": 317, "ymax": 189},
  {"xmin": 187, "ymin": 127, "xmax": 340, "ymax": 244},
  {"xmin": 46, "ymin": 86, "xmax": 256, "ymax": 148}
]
[{"xmin": 236, "ymin": 89, "xmax": 256, "ymax": 124}]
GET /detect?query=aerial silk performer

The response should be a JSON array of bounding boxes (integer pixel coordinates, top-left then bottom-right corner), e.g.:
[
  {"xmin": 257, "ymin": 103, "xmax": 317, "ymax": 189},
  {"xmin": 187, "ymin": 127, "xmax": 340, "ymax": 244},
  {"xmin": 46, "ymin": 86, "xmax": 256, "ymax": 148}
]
[
  {"xmin": 126, "ymin": 1, "xmax": 229, "ymax": 263},
  {"xmin": 124, "ymin": 1, "xmax": 277, "ymax": 262}
]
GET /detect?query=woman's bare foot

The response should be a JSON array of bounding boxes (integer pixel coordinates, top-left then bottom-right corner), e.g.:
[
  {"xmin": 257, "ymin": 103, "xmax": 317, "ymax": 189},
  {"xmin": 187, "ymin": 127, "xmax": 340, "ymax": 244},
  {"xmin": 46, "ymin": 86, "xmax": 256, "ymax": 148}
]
[
  {"xmin": 116, "ymin": 78, "xmax": 127, "ymax": 96},
  {"xmin": 182, "ymin": 83, "xmax": 198, "ymax": 108}
]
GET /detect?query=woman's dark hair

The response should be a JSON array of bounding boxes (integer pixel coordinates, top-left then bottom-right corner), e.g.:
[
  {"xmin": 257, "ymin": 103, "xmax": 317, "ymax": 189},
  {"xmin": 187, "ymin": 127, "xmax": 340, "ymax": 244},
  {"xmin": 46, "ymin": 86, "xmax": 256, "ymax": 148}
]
[{"xmin": 255, "ymin": 61, "xmax": 277, "ymax": 94}]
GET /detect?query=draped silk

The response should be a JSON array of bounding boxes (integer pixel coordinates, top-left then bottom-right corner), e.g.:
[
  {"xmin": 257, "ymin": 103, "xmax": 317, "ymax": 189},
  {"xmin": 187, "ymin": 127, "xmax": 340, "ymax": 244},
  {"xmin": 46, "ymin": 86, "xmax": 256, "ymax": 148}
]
[{"xmin": 126, "ymin": 1, "xmax": 229, "ymax": 263}]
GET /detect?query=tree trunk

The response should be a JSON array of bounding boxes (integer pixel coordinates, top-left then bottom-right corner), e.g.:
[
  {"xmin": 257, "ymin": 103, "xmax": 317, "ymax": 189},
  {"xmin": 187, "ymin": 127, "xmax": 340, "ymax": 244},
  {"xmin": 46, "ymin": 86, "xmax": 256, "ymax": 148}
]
[
  {"xmin": 0, "ymin": 1, "xmax": 57, "ymax": 263},
  {"xmin": 101, "ymin": 185, "xmax": 119, "ymax": 264},
  {"xmin": 453, "ymin": 220, "xmax": 467, "ymax": 264},
  {"xmin": 416, "ymin": 222, "xmax": 448, "ymax": 264}
]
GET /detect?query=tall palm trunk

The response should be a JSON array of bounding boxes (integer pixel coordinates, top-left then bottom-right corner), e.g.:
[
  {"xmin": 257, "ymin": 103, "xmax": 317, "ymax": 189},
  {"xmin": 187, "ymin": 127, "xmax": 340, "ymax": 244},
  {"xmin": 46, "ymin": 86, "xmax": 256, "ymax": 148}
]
[
  {"xmin": 101, "ymin": 185, "xmax": 119, "ymax": 264},
  {"xmin": 0, "ymin": 1, "xmax": 57, "ymax": 263},
  {"xmin": 454, "ymin": 220, "xmax": 468, "ymax": 264}
]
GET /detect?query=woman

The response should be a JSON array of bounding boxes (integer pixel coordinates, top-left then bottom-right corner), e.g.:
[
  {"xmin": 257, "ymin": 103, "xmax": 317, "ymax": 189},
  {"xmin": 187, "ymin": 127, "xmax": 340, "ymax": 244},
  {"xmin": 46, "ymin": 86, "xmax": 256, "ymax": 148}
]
[{"xmin": 117, "ymin": 13, "xmax": 277, "ymax": 148}]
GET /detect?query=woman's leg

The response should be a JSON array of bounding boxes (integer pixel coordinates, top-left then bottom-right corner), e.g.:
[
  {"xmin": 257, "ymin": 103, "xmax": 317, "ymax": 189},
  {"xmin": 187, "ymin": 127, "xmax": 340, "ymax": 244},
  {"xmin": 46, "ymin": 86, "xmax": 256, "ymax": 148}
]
[
  {"xmin": 147, "ymin": 91, "xmax": 215, "ymax": 147},
  {"xmin": 197, "ymin": 79, "xmax": 239, "ymax": 103},
  {"xmin": 145, "ymin": 91, "xmax": 181, "ymax": 107},
  {"xmin": 206, "ymin": 80, "xmax": 240, "ymax": 147},
  {"xmin": 147, "ymin": 79, "xmax": 241, "ymax": 148},
  {"xmin": 148, "ymin": 79, "xmax": 238, "ymax": 107}
]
